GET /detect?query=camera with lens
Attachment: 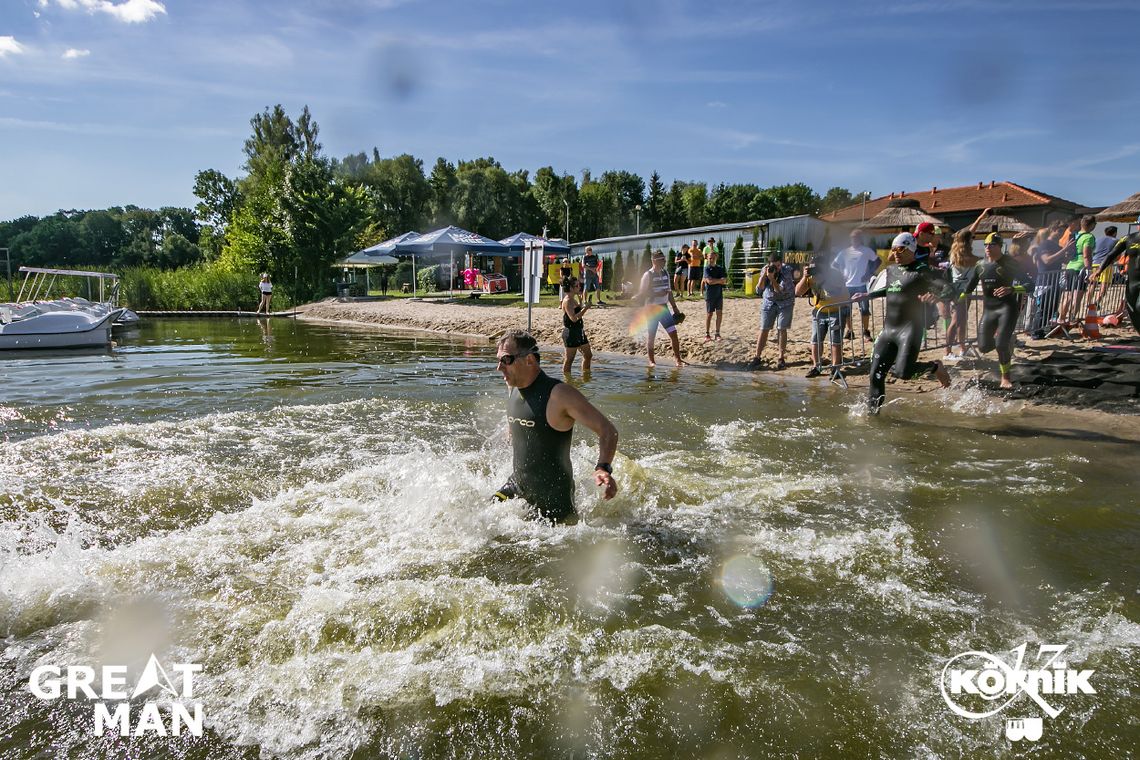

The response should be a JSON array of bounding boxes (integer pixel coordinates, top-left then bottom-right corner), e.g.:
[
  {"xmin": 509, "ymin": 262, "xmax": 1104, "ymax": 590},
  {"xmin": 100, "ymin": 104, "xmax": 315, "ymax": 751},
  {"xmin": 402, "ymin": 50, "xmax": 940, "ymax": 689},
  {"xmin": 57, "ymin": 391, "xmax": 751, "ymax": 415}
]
[{"xmin": 805, "ymin": 262, "xmax": 818, "ymax": 278}]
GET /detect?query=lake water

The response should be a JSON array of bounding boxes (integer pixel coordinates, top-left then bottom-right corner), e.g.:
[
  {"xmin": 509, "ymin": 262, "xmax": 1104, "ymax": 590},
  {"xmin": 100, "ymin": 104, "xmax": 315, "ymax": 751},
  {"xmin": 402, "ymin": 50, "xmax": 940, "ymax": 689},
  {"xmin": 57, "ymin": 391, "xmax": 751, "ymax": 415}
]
[{"xmin": 2, "ymin": 318, "xmax": 1137, "ymax": 759}]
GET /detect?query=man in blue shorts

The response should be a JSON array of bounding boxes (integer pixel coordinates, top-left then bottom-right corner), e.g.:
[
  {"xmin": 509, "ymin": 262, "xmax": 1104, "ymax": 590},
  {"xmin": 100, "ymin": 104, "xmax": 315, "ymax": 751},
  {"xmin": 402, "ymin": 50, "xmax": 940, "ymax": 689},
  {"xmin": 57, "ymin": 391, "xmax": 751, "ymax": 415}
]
[
  {"xmin": 749, "ymin": 251, "xmax": 795, "ymax": 369},
  {"xmin": 702, "ymin": 248, "xmax": 728, "ymax": 340},
  {"xmin": 636, "ymin": 250, "xmax": 685, "ymax": 367},
  {"xmin": 795, "ymin": 252, "xmax": 849, "ymax": 378}
]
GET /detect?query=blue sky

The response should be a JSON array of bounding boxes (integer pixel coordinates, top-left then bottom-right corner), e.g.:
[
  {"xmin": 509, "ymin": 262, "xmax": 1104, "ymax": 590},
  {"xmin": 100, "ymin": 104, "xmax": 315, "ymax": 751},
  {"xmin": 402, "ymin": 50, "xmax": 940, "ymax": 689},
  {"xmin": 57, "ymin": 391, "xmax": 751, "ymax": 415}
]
[{"xmin": 2, "ymin": 0, "xmax": 1139, "ymax": 219}]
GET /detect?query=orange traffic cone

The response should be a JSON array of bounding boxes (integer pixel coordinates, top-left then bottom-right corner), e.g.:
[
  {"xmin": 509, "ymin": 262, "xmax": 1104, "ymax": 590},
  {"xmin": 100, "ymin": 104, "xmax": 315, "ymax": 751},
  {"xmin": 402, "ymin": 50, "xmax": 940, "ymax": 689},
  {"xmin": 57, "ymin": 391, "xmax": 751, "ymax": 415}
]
[{"xmin": 1082, "ymin": 304, "xmax": 1101, "ymax": 339}]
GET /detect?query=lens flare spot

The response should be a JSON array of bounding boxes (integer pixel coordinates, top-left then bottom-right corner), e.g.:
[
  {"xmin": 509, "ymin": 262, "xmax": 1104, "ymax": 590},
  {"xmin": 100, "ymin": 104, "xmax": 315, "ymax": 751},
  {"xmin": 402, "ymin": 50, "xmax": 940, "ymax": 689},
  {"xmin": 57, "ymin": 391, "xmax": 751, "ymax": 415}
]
[
  {"xmin": 721, "ymin": 555, "xmax": 773, "ymax": 608},
  {"xmin": 627, "ymin": 304, "xmax": 671, "ymax": 337}
]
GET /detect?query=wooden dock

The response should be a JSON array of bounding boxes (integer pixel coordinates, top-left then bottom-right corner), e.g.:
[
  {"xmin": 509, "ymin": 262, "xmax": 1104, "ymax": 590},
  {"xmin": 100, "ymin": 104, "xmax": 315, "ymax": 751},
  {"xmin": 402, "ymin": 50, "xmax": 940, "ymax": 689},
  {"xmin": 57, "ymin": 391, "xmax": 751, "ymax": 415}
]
[{"xmin": 135, "ymin": 310, "xmax": 299, "ymax": 318}]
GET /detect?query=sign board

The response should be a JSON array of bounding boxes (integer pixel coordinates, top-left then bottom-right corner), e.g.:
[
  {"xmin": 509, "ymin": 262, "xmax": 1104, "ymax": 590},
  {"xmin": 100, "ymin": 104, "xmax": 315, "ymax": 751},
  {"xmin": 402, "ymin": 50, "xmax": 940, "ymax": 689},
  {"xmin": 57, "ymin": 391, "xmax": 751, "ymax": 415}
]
[{"xmin": 522, "ymin": 241, "xmax": 543, "ymax": 305}]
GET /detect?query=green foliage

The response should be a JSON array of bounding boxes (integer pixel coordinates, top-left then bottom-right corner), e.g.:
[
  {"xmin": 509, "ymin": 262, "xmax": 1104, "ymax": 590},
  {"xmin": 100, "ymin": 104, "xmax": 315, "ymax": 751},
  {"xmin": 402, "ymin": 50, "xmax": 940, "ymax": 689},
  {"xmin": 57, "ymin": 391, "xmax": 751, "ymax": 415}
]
[
  {"xmin": 820, "ymin": 186, "xmax": 856, "ymax": 215},
  {"xmin": 395, "ymin": 261, "xmax": 414, "ymax": 287},
  {"xmin": 751, "ymin": 226, "xmax": 761, "ymax": 250},
  {"xmin": 575, "ymin": 181, "xmax": 619, "ymax": 241},
  {"xmin": 612, "ymin": 250, "xmax": 623, "ymax": 290},
  {"xmin": 119, "ymin": 265, "xmax": 289, "ymax": 311},
  {"xmin": 417, "ymin": 264, "xmax": 440, "ymax": 293}
]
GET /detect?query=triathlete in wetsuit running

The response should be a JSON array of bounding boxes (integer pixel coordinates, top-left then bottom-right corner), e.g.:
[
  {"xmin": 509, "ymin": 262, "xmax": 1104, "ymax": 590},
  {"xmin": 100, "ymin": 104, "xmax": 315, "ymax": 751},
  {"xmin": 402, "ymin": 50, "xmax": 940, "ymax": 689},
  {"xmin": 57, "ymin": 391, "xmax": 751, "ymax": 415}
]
[
  {"xmin": 1091, "ymin": 230, "xmax": 1140, "ymax": 336},
  {"xmin": 856, "ymin": 232, "xmax": 952, "ymax": 414},
  {"xmin": 493, "ymin": 330, "xmax": 618, "ymax": 524},
  {"xmin": 958, "ymin": 233, "xmax": 1033, "ymax": 389}
]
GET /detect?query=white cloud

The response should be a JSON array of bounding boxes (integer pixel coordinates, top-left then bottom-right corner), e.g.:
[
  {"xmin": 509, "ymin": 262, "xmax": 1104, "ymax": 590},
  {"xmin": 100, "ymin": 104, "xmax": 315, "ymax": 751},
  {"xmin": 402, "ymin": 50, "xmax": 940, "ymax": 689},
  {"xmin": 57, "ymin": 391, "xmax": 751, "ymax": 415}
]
[
  {"xmin": 0, "ymin": 36, "xmax": 27, "ymax": 58},
  {"xmin": 63, "ymin": 48, "xmax": 92, "ymax": 59},
  {"xmin": 44, "ymin": 0, "xmax": 167, "ymax": 24}
]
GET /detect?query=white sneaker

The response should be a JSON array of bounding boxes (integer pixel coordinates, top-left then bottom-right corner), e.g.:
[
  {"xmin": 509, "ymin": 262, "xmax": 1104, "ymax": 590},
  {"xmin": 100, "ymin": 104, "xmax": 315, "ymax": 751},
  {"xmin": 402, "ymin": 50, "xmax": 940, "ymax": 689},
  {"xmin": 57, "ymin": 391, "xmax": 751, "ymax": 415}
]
[{"xmin": 943, "ymin": 353, "xmax": 963, "ymax": 362}]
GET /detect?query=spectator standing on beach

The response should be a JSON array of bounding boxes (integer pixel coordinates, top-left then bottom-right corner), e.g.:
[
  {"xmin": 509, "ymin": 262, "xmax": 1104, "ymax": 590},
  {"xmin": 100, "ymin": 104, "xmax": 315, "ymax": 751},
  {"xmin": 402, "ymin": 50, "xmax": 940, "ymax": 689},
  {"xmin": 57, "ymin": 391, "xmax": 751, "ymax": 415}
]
[
  {"xmin": 582, "ymin": 246, "xmax": 605, "ymax": 306},
  {"xmin": 835, "ymin": 229, "xmax": 879, "ymax": 342},
  {"xmin": 749, "ymin": 250, "xmax": 795, "ymax": 370},
  {"xmin": 1028, "ymin": 225, "xmax": 1067, "ymax": 336},
  {"xmin": 796, "ymin": 251, "xmax": 850, "ymax": 378},
  {"xmin": 945, "ymin": 228, "xmax": 979, "ymax": 360},
  {"xmin": 855, "ymin": 233, "xmax": 953, "ymax": 414},
  {"xmin": 959, "ymin": 233, "xmax": 1033, "ymax": 389},
  {"xmin": 256, "ymin": 273, "xmax": 273, "ymax": 314},
  {"xmin": 914, "ymin": 221, "xmax": 953, "ymax": 332},
  {"xmin": 559, "ymin": 258, "xmax": 573, "ymax": 298},
  {"xmin": 1058, "ymin": 215, "xmax": 1096, "ymax": 324},
  {"xmin": 687, "ymin": 239, "xmax": 703, "ymax": 296},
  {"xmin": 493, "ymin": 330, "xmax": 618, "ymax": 524},
  {"xmin": 1090, "ymin": 226, "xmax": 1118, "ymax": 307},
  {"xmin": 674, "ymin": 247, "xmax": 690, "ymax": 294},
  {"xmin": 379, "ymin": 269, "xmax": 390, "ymax": 296},
  {"xmin": 636, "ymin": 250, "xmax": 685, "ymax": 367},
  {"xmin": 702, "ymin": 248, "xmax": 728, "ymax": 341},
  {"xmin": 560, "ymin": 277, "xmax": 593, "ymax": 375}
]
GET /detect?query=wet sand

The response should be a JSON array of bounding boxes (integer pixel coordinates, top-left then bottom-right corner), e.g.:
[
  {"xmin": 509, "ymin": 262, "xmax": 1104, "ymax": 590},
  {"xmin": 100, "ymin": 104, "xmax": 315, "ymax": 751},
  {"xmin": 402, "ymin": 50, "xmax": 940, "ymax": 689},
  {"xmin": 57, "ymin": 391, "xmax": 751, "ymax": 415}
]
[{"xmin": 298, "ymin": 294, "xmax": 1140, "ymax": 415}]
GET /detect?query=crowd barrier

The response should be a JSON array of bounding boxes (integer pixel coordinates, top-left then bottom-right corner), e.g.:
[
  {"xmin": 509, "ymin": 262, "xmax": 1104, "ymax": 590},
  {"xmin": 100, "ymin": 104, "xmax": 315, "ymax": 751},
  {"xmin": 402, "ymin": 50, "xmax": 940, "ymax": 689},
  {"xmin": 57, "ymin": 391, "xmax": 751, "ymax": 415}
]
[{"xmin": 803, "ymin": 264, "xmax": 1131, "ymax": 376}]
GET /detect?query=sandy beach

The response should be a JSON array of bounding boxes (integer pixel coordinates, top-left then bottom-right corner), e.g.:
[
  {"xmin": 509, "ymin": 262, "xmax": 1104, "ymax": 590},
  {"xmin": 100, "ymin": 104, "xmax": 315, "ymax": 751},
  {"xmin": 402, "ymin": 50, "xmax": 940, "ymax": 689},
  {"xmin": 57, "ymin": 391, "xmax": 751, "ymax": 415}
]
[{"xmin": 298, "ymin": 292, "xmax": 1140, "ymax": 412}]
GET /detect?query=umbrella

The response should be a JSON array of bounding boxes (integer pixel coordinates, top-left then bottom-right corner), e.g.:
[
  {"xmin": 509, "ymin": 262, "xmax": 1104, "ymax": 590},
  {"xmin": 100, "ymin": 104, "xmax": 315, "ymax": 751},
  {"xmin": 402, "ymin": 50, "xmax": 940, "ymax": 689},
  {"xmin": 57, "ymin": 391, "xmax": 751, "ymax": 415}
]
[
  {"xmin": 862, "ymin": 198, "xmax": 946, "ymax": 231},
  {"xmin": 338, "ymin": 231, "xmax": 418, "ymax": 293},
  {"xmin": 1096, "ymin": 192, "xmax": 1140, "ymax": 222},
  {"xmin": 498, "ymin": 232, "xmax": 571, "ymax": 255},
  {"xmin": 396, "ymin": 226, "xmax": 509, "ymax": 297}
]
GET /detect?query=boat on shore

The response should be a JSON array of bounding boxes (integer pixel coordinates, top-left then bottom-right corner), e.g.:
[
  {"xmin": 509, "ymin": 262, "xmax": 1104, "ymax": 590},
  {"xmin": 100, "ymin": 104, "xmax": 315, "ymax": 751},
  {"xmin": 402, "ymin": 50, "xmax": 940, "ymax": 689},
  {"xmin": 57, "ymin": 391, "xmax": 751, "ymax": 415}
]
[{"xmin": 0, "ymin": 267, "xmax": 131, "ymax": 350}]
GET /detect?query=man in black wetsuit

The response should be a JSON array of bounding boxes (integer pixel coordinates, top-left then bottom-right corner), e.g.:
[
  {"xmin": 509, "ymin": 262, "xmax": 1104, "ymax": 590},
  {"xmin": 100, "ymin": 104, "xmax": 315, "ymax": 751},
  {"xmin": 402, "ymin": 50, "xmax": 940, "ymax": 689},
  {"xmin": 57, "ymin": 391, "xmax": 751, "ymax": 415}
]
[
  {"xmin": 855, "ymin": 233, "xmax": 953, "ymax": 414},
  {"xmin": 1091, "ymin": 228, "xmax": 1140, "ymax": 336},
  {"xmin": 493, "ymin": 330, "xmax": 619, "ymax": 523},
  {"xmin": 958, "ymin": 233, "xmax": 1032, "ymax": 389}
]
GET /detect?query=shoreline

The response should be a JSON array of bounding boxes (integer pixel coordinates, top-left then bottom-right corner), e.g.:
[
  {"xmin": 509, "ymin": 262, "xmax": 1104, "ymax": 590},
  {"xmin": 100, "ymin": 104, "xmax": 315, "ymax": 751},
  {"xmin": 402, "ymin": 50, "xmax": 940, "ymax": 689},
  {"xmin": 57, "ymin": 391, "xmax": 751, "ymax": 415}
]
[{"xmin": 296, "ymin": 295, "xmax": 1140, "ymax": 422}]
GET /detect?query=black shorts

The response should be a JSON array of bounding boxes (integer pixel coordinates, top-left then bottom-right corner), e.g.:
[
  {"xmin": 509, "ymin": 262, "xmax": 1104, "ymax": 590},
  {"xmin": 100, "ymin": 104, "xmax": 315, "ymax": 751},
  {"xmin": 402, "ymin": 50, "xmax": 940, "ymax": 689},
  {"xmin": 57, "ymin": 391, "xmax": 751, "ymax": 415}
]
[
  {"xmin": 1063, "ymin": 269, "xmax": 1088, "ymax": 291},
  {"xmin": 688, "ymin": 266, "xmax": 702, "ymax": 281},
  {"xmin": 562, "ymin": 326, "xmax": 588, "ymax": 348},
  {"xmin": 705, "ymin": 294, "xmax": 723, "ymax": 313}
]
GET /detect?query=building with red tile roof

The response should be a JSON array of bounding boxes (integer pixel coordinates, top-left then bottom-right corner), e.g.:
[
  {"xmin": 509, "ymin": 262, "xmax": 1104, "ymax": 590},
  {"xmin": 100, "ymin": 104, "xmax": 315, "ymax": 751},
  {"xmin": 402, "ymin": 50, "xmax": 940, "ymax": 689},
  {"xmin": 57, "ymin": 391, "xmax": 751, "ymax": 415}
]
[{"xmin": 822, "ymin": 181, "xmax": 1092, "ymax": 231}]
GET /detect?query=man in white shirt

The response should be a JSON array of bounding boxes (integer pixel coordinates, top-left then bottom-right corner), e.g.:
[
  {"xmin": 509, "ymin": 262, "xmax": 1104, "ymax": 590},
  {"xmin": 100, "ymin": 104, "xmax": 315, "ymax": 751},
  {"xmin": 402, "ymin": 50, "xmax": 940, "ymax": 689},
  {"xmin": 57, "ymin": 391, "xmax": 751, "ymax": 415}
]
[{"xmin": 834, "ymin": 229, "xmax": 879, "ymax": 341}]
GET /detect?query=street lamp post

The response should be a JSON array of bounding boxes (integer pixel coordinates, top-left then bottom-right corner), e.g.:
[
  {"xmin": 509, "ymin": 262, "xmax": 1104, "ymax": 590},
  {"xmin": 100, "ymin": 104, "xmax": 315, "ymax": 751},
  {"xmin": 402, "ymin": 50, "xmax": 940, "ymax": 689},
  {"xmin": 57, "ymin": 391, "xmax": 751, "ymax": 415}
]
[
  {"xmin": 635, "ymin": 204, "xmax": 642, "ymax": 236},
  {"xmin": 860, "ymin": 191, "xmax": 871, "ymax": 223}
]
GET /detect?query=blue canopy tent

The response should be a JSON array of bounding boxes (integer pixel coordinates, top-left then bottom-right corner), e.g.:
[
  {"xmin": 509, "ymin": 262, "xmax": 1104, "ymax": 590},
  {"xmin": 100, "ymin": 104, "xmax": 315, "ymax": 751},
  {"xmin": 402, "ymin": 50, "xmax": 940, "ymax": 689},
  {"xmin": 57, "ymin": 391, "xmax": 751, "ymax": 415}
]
[
  {"xmin": 498, "ymin": 233, "xmax": 571, "ymax": 255},
  {"xmin": 395, "ymin": 226, "xmax": 508, "ymax": 297},
  {"xmin": 338, "ymin": 232, "xmax": 418, "ymax": 294}
]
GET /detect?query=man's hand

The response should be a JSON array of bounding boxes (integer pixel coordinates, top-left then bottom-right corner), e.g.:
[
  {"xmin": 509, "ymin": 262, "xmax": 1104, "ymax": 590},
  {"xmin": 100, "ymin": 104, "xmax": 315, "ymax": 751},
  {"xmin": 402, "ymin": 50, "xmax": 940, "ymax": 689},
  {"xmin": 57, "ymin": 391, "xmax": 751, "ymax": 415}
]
[
  {"xmin": 918, "ymin": 293, "xmax": 938, "ymax": 304},
  {"xmin": 993, "ymin": 286, "xmax": 1012, "ymax": 298},
  {"xmin": 595, "ymin": 469, "xmax": 618, "ymax": 499}
]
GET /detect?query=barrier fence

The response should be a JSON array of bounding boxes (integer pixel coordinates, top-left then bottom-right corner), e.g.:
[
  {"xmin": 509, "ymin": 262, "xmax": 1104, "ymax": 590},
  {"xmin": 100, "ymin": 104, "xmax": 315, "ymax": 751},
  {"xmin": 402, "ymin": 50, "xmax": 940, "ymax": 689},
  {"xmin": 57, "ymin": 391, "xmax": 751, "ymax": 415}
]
[{"xmin": 803, "ymin": 264, "xmax": 1131, "ymax": 376}]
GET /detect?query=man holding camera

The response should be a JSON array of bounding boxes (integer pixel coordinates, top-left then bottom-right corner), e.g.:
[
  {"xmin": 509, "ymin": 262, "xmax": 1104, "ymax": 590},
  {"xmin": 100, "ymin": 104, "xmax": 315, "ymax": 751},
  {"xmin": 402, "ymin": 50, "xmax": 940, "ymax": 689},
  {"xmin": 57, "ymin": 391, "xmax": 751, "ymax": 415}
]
[
  {"xmin": 795, "ymin": 252, "xmax": 850, "ymax": 378},
  {"xmin": 749, "ymin": 251, "xmax": 796, "ymax": 369},
  {"xmin": 582, "ymin": 246, "xmax": 604, "ymax": 306}
]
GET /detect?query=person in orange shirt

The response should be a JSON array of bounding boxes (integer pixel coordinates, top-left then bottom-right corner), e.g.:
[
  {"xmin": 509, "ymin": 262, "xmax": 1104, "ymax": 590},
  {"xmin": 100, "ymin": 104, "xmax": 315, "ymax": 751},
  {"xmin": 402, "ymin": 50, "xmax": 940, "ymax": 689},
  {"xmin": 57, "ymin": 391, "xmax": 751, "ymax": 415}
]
[{"xmin": 687, "ymin": 239, "xmax": 703, "ymax": 296}]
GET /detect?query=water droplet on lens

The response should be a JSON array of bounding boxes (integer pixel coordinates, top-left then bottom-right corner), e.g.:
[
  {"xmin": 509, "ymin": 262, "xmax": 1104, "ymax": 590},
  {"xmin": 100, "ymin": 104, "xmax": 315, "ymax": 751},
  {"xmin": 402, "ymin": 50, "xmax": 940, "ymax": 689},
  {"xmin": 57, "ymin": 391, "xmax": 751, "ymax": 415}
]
[{"xmin": 720, "ymin": 555, "xmax": 773, "ymax": 608}]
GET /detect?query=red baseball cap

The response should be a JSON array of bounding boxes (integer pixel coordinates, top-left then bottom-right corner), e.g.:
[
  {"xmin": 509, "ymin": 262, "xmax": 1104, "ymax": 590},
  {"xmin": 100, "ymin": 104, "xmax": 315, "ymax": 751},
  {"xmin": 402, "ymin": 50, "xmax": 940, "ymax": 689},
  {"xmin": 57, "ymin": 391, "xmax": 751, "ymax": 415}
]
[{"xmin": 914, "ymin": 222, "xmax": 936, "ymax": 235}]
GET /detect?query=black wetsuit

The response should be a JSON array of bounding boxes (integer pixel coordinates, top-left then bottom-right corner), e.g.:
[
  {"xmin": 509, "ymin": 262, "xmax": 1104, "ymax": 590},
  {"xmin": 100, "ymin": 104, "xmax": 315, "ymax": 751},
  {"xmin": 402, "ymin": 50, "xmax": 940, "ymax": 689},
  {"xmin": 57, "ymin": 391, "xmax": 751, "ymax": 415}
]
[
  {"xmin": 495, "ymin": 371, "xmax": 576, "ymax": 523},
  {"xmin": 866, "ymin": 260, "xmax": 955, "ymax": 412},
  {"xmin": 562, "ymin": 304, "xmax": 587, "ymax": 347},
  {"xmin": 960, "ymin": 255, "xmax": 1031, "ymax": 372},
  {"xmin": 1098, "ymin": 232, "xmax": 1140, "ymax": 335}
]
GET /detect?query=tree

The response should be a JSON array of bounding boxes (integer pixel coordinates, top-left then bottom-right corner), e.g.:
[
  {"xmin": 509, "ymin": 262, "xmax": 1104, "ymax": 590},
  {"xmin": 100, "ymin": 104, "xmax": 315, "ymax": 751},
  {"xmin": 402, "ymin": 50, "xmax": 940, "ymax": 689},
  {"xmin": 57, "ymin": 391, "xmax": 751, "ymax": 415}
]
[
  {"xmin": 428, "ymin": 157, "xmax": 458, "ymax": 227},
  {"xmin": 600, "ymin": 170, "xmax": 645, "ymax": 235},
  {"xmin": 707, "ymin": 183, "xmax": 761, "ymax": 224},
  {"xmin": 681, "ymin": 183, "xmax": 708, "ymax": 228},
  {"xmin": 243, "ymin": 104, "xmax": 321, "ymax": 180},
  {"xmin": 575, "ymin": 182, "xmax": 619, "ymax": 241},
  {"xmin": 193, "ymin": 169, "xmax": 240, "ymax": 230},
  {"xmin": 820, "ymin": 186, "xmax": 855, "ymax": 216},
  {"xmin": 645, "ymin": 171, "xmax": 665, "ymax": 233},
  {"xmin": 531, "ymin": 166, "xmax": 577, "ymax": 238}
]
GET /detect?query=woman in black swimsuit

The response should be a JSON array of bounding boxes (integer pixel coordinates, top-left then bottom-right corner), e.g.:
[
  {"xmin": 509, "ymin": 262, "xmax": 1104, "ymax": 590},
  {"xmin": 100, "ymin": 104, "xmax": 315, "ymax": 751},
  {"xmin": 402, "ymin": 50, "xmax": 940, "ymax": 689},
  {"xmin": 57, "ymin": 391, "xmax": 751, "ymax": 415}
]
[{"xmin": 561, "ymin": 277, "xmax": 592, "ymax": 375}]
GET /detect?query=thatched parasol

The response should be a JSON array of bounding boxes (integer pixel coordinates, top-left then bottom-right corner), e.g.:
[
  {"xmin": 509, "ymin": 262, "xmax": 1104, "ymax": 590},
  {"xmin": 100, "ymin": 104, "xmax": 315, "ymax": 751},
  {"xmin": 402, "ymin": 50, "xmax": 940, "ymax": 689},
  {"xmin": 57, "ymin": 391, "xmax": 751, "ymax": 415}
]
[
  {"xmin": 862, "ymin": 198, "xmax": 945, "ymax": 231},
  {"xmin": 1096, "ymin": 192, "xmax": 1140, "ymax": 222},
  {"xmin": 973, "ymin": 212, "xmax": 1034, "ymax": 235}
]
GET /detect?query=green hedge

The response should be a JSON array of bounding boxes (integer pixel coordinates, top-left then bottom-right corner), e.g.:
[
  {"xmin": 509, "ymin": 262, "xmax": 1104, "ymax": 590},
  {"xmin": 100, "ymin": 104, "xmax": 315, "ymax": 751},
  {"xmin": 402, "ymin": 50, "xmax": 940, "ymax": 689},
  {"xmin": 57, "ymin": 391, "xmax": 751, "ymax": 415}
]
[{"xmin": 119, "ymin": 266, "xmax": 297, "ymax": 311}]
